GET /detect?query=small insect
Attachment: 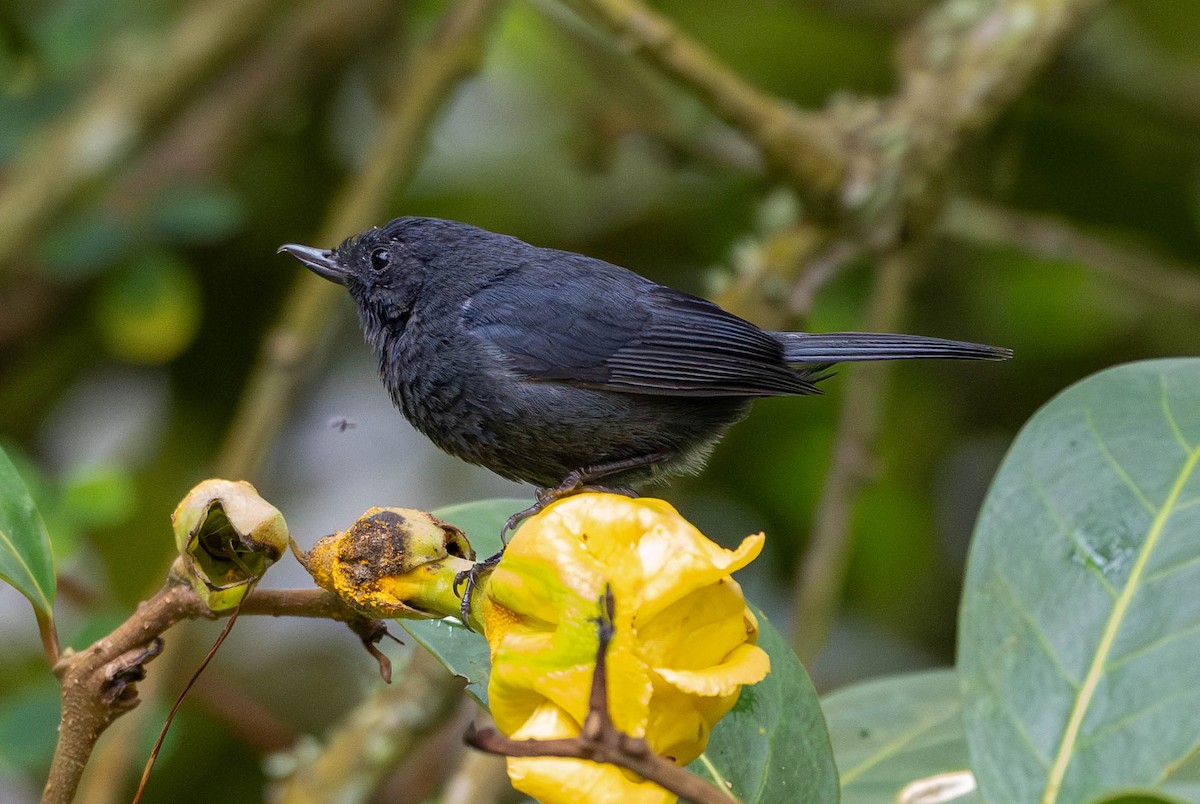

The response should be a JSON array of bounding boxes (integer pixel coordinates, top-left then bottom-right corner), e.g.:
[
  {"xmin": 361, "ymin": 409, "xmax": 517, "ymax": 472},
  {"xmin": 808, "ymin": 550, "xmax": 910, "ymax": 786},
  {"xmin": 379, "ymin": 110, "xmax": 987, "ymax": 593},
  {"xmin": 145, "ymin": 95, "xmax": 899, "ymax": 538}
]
[{"xmin": 327, "ymin": 416, "xmax": 357, "ymax": 433}]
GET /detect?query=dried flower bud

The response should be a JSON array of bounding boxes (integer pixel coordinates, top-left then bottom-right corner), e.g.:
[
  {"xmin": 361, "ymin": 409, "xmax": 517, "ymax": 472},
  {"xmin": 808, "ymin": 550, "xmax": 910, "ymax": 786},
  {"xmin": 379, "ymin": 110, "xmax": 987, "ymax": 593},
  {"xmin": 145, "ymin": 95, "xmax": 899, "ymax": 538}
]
[{"xmin": 307, "ymin": 507, "xmax": 477, "ymax": 624}]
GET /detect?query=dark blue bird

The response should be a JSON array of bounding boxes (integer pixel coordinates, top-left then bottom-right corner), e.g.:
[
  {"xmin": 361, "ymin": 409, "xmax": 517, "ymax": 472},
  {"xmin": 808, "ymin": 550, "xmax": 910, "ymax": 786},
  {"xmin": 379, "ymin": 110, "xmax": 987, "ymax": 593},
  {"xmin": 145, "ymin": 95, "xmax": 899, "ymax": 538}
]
[
  {"xmin": 281, "ymin": 217, "xmax": 1009, "ymax": 619},
  {"xmin": 282, "ymin": 216, "xmax": 1008, "ymax": 492}
]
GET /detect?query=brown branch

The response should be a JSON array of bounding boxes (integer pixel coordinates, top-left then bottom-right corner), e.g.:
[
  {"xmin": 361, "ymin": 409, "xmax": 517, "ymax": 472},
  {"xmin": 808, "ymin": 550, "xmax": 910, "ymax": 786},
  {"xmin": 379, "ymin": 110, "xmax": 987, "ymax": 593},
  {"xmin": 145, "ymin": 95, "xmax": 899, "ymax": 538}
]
[
  {"xmin": 568, "ymin": 0, "xmax": 1109, "ymax": 244},
  {"xmin": 564, "ymin": 0, "xmax": 845, "ymax": 208},
  {"xmin": 216, "ymin": 0, "xmax": 507, "ymax": 480},
  {"xmin": 466, "ymin": 588, "xmax": 737, "ymax": 804},
  {"xmin": 833, "ymin": 0, "xmax": 1111, "ymax": 248},
  {"xmin": 42, "ymin": 580, "xmax": 388, "ymax": 804},
  {"xmin": 789, "ymin": 251, "xmax": 918, "ymax": 664},
  {"xmin": 939, "ymin": 196, "xmax": 1200, "ymax": 314}
]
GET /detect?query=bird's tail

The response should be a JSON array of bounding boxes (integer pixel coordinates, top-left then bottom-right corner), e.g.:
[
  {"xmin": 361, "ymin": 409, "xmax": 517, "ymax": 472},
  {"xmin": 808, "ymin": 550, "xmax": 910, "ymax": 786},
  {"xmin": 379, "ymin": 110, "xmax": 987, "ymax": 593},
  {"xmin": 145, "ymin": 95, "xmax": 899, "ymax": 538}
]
[{"xmin": 772, "ymin": 332, "xmax": 1012, "ymax": 363}]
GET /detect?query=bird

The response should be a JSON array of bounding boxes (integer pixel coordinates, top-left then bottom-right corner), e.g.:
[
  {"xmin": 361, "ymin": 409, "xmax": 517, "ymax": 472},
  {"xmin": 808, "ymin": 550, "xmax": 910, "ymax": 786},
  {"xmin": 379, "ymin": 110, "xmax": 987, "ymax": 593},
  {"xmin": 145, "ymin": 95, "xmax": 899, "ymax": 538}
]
[{"xmin": 280, "ymin": 216, "xmax": 1010, "ymax": 621}]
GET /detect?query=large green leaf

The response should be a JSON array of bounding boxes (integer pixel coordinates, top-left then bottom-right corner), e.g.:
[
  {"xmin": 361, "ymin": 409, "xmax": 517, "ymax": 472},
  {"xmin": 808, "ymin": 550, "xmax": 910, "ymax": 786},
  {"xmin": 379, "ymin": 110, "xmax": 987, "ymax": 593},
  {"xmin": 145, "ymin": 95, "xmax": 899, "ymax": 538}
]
[
  {"xmin": 824, "ymin": 669, "xmax": 980, "ymax": 804},
  {"xmin": 690, "ymin": 606, "xmax": 839, "ymax": 803},
  {"xmin": 959, "ymin": 359, "xmax": 1200, "ymax": 803},
  {"xmin": 0, "ymin": 444, "xmax": 55, "ymax": 617},
  {"xmin": 404, "ymin": 498, "xmax": 839, "ymax": 801}
]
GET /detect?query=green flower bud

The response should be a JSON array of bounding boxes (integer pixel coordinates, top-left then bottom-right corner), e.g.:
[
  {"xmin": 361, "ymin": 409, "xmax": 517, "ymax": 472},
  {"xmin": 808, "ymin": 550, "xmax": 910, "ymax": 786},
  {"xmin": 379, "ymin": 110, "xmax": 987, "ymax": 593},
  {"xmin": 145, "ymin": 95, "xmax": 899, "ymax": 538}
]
[{"xmin": 171, "ymin": 479, "xmax": 288, "ymax": 611}]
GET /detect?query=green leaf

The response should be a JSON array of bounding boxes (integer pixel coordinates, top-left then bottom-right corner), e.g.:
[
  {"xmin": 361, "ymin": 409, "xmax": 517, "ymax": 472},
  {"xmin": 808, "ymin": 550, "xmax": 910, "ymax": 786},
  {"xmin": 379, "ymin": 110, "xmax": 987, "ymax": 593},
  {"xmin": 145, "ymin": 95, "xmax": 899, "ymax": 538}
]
[
  {"xmin": 1089, "ymin": 793, "xmax": 1190, "ymax": 804},
  {"xmin": 400, "ymin": 615, "xmax": 492, "ymax": 706},
  {"xmin": 399, "ymin": 498, "xmax": 524, "ymax": 706},
  {"xmin": 959, "ymin": 359, "xmax": 1200, "ymax": 803},
  {"xmin": 0, "ymin": 444, "xmax": 55, "ymax": 617},
  {"xmin": 824, "ymin": 669, "xmax": 980, "ymax": 804},
  {"xmin": 1158, "ymin": 748, "xmax": 1200, "ymax": 802},
  {"xmin": 690, "ymin": 606, "xmax": 839, "ymax": 803}
]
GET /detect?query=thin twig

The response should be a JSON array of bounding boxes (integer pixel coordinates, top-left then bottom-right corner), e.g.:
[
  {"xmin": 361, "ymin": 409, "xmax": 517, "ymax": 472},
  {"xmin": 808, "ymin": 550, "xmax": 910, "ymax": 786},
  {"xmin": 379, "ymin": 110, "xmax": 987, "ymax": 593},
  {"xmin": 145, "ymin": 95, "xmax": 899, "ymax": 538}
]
[
  {"xmin": 36, "ymin": 609, "xmax": 60, "ymax": 667},
  {"xmin": 563, "ymin": 0, "xmax": 845, "ymax": 208},
  {"xmin": 132, "ymin": 600, "xmax": 251, "ymax": 804},
  {"xmin": 466, "ymin": 587, "xmax": 737, "ymax": 804},
  {"xmin": 939, "ymin": 195, "xmax": 1200, "ymax": 314}
]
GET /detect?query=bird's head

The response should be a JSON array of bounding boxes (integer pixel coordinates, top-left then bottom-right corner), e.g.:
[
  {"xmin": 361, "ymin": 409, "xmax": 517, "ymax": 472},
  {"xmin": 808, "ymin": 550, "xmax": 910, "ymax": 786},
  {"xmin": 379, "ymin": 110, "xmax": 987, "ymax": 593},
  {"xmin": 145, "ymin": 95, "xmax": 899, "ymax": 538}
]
[{"xmin": 279, "ymin": 217, "xmax": 502, "ymax": 335}]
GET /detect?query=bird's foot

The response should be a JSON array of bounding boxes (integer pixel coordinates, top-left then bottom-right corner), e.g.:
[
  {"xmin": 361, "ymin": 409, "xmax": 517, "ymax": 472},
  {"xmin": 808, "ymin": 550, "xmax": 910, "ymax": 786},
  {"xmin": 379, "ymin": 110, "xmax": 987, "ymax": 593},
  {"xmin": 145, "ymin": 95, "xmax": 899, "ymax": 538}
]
[
  {"xmin": 457, "ymin": 459, "xmax": 658, "ymax": 631},
  {"xmin": 453, "ymin": 548, "xmax": 504, "ymax": 630},
  {"xmin": 500, "ymin": 476, "xmax": 637, "ymax": 541}
]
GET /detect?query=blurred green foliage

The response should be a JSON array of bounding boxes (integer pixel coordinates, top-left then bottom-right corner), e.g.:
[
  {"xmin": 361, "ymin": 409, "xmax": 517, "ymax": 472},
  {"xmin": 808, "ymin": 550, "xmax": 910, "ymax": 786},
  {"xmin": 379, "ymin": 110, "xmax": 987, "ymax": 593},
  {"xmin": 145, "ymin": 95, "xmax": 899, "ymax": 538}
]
[{"xmin": 1, "ymin": 0, "xmax": 1198, "ymax": 800}]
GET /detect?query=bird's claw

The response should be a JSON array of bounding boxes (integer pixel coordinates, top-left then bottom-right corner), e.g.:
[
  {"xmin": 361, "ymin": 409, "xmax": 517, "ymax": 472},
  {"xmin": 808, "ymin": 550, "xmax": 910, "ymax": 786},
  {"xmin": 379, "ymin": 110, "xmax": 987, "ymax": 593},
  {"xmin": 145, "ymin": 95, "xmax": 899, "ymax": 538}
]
[
  {"xmin": 454, "ymin": 549, "xmax": 505, "ymax": 630},
  {"xmin": 457, "ymin": 478, "xmax": 644, "ymax": 630}
]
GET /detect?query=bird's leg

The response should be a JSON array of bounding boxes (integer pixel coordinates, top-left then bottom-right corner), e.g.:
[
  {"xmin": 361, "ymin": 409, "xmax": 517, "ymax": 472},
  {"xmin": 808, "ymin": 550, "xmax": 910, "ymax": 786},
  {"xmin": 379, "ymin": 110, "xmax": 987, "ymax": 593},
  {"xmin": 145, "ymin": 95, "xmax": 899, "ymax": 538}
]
[
  {"xmin": 505, "ymin": 451, "xmax": 668, "ymax": 537},
  {"xmin": 452, "ymin": 453, "xmax": 666, "ymax": 630}
]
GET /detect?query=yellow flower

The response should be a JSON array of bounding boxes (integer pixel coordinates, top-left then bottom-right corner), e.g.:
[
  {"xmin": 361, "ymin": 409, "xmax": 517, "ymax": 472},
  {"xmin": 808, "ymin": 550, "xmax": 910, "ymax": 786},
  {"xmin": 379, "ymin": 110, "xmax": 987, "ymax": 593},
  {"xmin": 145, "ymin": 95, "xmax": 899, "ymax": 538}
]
[{"xmin": 482, "ymin": 493, "xmax": 769, "ymax": 804}]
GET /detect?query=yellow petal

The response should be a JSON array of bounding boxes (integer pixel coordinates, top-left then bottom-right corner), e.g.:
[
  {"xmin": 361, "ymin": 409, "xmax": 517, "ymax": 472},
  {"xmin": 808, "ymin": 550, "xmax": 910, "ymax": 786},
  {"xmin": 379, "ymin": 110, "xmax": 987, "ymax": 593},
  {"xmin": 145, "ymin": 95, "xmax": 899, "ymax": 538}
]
[
  {"xmin": 634, "ymin": 578, "xmax": 755, "ymax": 670},
  {"xmin": 636, "ymin": 530, "xmax": 764, "ymax": 622},
  {"xmin": 641, "ymin": 679, "xmax": 730, "ymax": 764},
  {"xmin": 487, "ymin": 597, "xmax": 653, "ymax": 738},
  {"xmin": 654, "ymin": 643, "xmax": 770, "ymax": 697}
]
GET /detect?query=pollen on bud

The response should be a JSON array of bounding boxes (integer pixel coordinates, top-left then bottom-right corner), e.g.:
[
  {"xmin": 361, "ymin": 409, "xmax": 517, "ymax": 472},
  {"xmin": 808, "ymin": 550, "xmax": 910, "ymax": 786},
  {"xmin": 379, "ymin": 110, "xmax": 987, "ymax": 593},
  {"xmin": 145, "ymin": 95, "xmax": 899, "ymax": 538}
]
[
  {"xmin": 171, "ymin": 479, "xmax": 289, "ymax": 612},
  {"xmin": 306, "ymin": 507, "xmax": 476, "ymax": 622}
]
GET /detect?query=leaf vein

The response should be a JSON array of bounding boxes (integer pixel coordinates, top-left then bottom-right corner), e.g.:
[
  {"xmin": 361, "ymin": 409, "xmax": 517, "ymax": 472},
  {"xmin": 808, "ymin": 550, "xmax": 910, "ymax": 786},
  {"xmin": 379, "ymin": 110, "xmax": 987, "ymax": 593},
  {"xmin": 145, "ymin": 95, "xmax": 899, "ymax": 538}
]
[
  {"xmin": 992, "ymin": 570, "xmax": 1081, "ymax": 689},
  {"xmin": 1077, "ymin": 683, "xmax": 1200, "ymax": 749},
  {"xmin": 1041, "ymin": 439, "xmax": 1200, "ymax": 803},
  {"xmin": 0, "ymin": 526, "xmax": 53, "ymax": 612},
  {"xmin": 1029, "ymin": 473, "xmax": 1118, "ymax": 599},
  {"xmin": 839, "ymin": 705, "xmax": 959, "ymax": 784},
  {"xmin": 1105, "ymin": 616, "xmax": 1200, "ymax": 672},
  {"xmin": 971, "ymin": 668, "xmax": 1052, "ymax": 769},
  {"xmin": 1160, "ymin": 374, "xmax": 1194, "ymax": 454},
  {"xmin": 1084, "ymin": 411, "xmax": 1156, "ymax": 515},
  {"xmin": 1144, "ymin": 552, "xmax": 1200, "ymax": 586}
]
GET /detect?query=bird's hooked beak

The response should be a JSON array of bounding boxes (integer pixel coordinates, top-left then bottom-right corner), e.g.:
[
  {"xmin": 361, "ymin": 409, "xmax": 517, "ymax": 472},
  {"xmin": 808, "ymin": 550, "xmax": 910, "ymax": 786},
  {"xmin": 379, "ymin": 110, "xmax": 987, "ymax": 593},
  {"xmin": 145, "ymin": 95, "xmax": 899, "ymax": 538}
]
[{"xmin": 278, "ymin": 243, "xmax": 349, "ymax": 286}]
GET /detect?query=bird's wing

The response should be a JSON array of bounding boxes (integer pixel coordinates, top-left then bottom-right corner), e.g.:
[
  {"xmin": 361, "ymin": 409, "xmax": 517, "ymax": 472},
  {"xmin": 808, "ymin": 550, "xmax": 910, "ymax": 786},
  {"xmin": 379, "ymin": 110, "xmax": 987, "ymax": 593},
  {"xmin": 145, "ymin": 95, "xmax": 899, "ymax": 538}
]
[{"xmin": 464, "ymin": 256, "xmax": 819, "ymax": 397}]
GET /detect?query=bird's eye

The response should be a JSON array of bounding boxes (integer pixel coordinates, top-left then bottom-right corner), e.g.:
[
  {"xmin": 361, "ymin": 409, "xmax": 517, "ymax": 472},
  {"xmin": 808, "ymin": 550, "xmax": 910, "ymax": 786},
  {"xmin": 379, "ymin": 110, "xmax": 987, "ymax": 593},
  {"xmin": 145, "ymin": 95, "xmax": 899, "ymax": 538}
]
[{"xmin": 369, "ymin": 248, "xmax": 391, "ymax": 271}]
